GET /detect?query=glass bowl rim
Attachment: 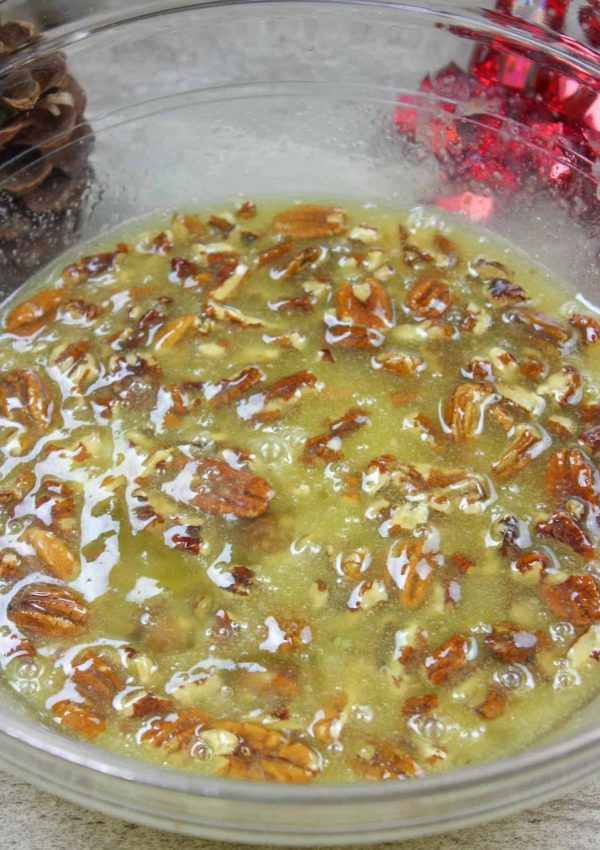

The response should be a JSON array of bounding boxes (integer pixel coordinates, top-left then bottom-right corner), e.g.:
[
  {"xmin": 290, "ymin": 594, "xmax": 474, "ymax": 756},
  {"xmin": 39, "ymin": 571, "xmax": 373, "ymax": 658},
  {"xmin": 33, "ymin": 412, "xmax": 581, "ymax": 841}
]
[{"xmin": 1, "ymin": 0, "xmax": 600, "ymax": 805}]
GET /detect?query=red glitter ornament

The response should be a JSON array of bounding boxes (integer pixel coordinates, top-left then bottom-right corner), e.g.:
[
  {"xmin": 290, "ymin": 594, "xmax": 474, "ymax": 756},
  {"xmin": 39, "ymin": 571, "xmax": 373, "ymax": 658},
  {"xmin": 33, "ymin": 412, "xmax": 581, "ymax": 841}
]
[
  {"xmin": 395, "ymin": 0, "xmax": 599, "ymax": 223},
  {"xmin": 579, "ymin": 4, "xmax": 600, "ymax": 47}
]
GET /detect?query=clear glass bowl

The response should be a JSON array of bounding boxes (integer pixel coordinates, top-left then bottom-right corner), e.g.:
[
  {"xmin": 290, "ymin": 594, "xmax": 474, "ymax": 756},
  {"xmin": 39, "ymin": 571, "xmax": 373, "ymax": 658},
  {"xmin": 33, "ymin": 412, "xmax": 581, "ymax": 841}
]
[{"xmin": 1, "ymin": 1, "xmax": 600, "ymax": 843}]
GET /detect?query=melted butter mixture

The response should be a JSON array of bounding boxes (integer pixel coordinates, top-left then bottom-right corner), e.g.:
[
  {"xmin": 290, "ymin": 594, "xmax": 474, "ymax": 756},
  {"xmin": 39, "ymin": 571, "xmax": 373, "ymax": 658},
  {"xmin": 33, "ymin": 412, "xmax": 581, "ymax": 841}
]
[{"xmin": 1, "ymin": 200, "xmax": 600, "ymax": 784}]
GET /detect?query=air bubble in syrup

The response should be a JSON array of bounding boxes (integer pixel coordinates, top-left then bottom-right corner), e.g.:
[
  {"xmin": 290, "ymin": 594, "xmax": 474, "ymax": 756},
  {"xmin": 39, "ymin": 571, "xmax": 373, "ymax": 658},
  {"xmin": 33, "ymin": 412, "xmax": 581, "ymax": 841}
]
[
  {"xmin": 550, "ymin": 621, "xmax": 576, "ymax": 644},
  {"xmin": 553, "ymin": 668, "xmax": 581, "ymax": 690},
  {"xmin": 498, "ymin": 666, "xmax": 523, "ymax": 690}
]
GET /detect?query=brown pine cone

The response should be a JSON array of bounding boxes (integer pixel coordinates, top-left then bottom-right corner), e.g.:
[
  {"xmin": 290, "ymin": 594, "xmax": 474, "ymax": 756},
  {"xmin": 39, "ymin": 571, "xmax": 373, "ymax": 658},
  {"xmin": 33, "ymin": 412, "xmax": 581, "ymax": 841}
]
[{"xmin": 0, "ymin": 18, "xmax": 94, "ymax": 289}]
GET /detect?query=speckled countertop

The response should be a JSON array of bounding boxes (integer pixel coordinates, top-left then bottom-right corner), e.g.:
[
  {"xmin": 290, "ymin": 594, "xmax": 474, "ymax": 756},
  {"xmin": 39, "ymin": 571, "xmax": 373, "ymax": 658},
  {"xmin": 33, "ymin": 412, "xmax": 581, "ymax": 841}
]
[{"xmin": 0, "ymin": 770, "xmax": 598, "ymax": 849}]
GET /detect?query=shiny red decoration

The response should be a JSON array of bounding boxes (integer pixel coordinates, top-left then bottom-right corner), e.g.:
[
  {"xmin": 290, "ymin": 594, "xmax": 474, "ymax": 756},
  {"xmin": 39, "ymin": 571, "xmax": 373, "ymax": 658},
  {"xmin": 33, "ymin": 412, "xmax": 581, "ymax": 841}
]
[{"xmin": 395, "ymin": 0, "xmax": 600, "ymax": 222}]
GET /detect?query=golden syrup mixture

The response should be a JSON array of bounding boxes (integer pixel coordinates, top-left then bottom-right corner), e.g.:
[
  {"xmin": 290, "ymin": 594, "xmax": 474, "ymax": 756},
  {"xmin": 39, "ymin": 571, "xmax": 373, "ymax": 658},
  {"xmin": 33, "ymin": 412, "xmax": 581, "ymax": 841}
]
[{"xmin": 1, "ymin": 200, "xmax": 600, "ymax": 784}]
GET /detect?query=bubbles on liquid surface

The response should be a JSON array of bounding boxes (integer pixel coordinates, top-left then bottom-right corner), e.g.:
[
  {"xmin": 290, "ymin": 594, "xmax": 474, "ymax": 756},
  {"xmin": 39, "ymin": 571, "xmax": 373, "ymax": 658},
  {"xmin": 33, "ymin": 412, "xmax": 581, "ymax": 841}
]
[
  {"xmin": 553, "ymin": 668, "xmax": 581, "ymax": 690},
  {"xmin": 550, "ymin": 621, "xmax": 576, "ymax": 644}
]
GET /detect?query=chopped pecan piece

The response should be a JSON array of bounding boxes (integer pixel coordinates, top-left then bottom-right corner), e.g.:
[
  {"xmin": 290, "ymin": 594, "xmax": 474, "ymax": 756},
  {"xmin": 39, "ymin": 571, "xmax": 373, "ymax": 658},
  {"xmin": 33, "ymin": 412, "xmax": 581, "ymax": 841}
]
[
  {"xmin": 273, "ymin": 204, "xmax": 346, "ymax": 239},
  {"xmin": 4, "ymin": 287, "xmax": 65, "ymax": 335},
  {"xmin": 9, "ymin": 583, "xmax": 91, "ymax": 638},
  {"xmin": 131, "ymin": 693, "xmax": 174, "ymax": 717},
  {"xmin": 167, "ymin": 524, "xmax": 203, "ymax": 553},
  {"xmin": 402, "ymin": 694, "xmax": 438, "ymax": 716},
  {"xmin": 236, "ymin": 669, "xmax": 300, "ymax": 697},
  {"xmin": 477, "ymin": 685, "xmax": 509, "ymax": 720},
  {"xmin": 336, "ymin": 280, "xmax": 393, "ymax": 329},
  {"xmin": 303, "ymin": 407, "xmax": 369, "ymax": 463},
  {"xmin": 312, "ymin": 694, "xmax": 348, "ymax": 744},
  {"xmin": 325, "ymin": 323, "xmax": 385, "ymax": 350},
  {"xmin": 450, "ymin": 552, "xmax": 475, "ymax": 573},
  {"xmin": 570, "ymin": 313, "xmax": 600, "ymax": 345},
  {"xmin": 257, "ymin": 241, "xmax": 292, "ymax": 267},
  {"xmin": 214, "ymin": 721, "xmax": 321, "ymax": 783},
  {"xmin": 542, "ymin": 575, "xmax": 600, "ymax": 626},
  {"xmin": 491, "ymin": 426, "xmax": 546, "ymax": 479},
  {"xmin": 25, "ymin": 527, "xmax": 80, "ymax": 580},
  {"xmin": 514, "ymin": 550, "xmax": 550, "ymax": 576},
  {"xmin": 485, "ymin": 622, "xmax": 545, "ymax": 663},
  {"xmin": 268, "ymin": 294, "xmax": 315, "ymax": 313},
  {"xmin": 350, "ymin": 742, "xmax": 422, "ymax": 780},
  {"xmin": 142, "ymin": 708, "xmax": 210, "ymax": 752},
  {"xmin": 206, "ymin": 367, "xmax": 264, "ymax": 409},
  {"xmin": 425, "ymin": 635, "xmax": 470, "ymax": 685},
  {"xmin": 538, "ymin": 365, "xmax": 582, "ymax": 407},
  {"xmin": 387, "ymin": 538, "xmax": 438, "ymax": 609},
  {"xmin": 238, "ymin": 370, "xmax": 318, "ymax": 424},
  {"xmin": 444, "ymin": 382, "xmax": 494, "ymax": 440},
  {"xmin": 373, "ymin": 350, "xmax": 426, "ymax": 377},
  {"xmin": 63, "ymin": 246, "xmax": 128, "ymax": 284},
  {"xmin": 485, "ymin": 278, "xmax": 527, "ymax": 303},
  {"xmin": 508, "ymin": 307, "xmax": 573, "ymax": 351},
  {"xmin": 0, "ymin": 368, "xmax": 52, "ymax": 432},
  {"xmin": 536, "ymin": 512, "xmax": 594, "ymax": 558},
  {"xmin": 580, "ymin": 425, "xmax": 600, "ymax": 456},
  {"xmin": 273, "ymin": 246, "xmax": 323, "ymax": 281},
  {"xmin": 224, "ymin": 566, "xmax": 255, "ymax": 596},
  {"xmin": 545, "ymin": 448, "xmax": 599, "ymax": 507},
  {"xmin": 154, "ymin": 315, "xmax": 199, "ymax": 349},
  {"xmin": 165, "ymin": 456, "xmax": 274, "ymax": 519}
]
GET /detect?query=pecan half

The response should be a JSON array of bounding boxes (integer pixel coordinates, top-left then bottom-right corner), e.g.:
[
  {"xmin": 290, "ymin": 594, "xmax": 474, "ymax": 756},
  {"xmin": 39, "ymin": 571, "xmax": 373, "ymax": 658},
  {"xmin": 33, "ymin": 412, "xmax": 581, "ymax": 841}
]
[
  {"xmin": 215, "ymin": 721, "xmax": 321, "ymax": 783},
  {"xmin": 545, "ymin": 448, "xmax": 599, "ymax": 507},
  {"xmin": 25, "ymin": 527, "xmax": 80, "ymax": 580},
  {"xmin": 4, "ymin": 287, "xmax": 65, "ymax": 335},
  {"xmin": 402, "ymin": 694, "xmax": 438, "ymax": 716},
  {"xmin": 570, "ymin": 313, "xmax": 600, "ymax": 345},
  {"xmin": 142, "ymin": 708, "xmax": 210, "ymax": 753},
  {"xmin": 9, "ymin": 583, "xmax": 91, "ymax": 638},
  {"xmin": 406, "ymin": 277, "xmax": 454, "ymax": 318},
  {"xmin": 303, "ymin": 407, "xmax": 369, "ymax": 463},
  {"xmin": 508, "ymin": 307, "xmax": 572, "ymax": 350},
  {"xmin": 372, "ymin": 350, "xmax": 426, "ymax": 377},
  {"xmin": 476, "ymin": 685, "xmax": 509, "ymax": 720},
  {"xmin": 424, "ymin": 635, "xmax": 470, "ymax": 685},
  {"xmin": 485, "ymin": 622, "xmax": 545, "ymax": 663},
  {"xmin": 444, "ymin": 382, "xmax": 494, "ymax": 440},
  {"xmin": 52, "ymin": 701, "xmax": 106, "ymax": 740},
  {"xmin": 325, "ymin": 323, "xmax": 385, "ymax": 350},
  {"xmin": 336, "ymin": 280, "xmax": 393, "ymax": 329},
  {"xmin": 349, "ymin": 742, "xmax": 422, "ymax": 780},
  {"xmin": 491, "ymin": 426, "xmax": 545, "ymax": 479},
  {"xmin": 165, "ymin": 456, "xmax": 274, "ymax": 519},
  {"xmin": 536, "ymin": 512, "xmax": 595, "ymax": 558},
  {"xmin": 542, "ymin": 575, "xmax": 600, "ymax": 626},
  {"xmin": 72, "ymin": 650, "xmax": 124, "ymax": 710},
  {"xmin": 387, "ymin": 538, "xmax": 438, "ymax": 609},
  {"xmin": 273, "ymin": 205, "xmax": 346, "ymax": 240},
  {"xmin": 206, "ymin": 367, "xmax": 264, "ymax": 409}
]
